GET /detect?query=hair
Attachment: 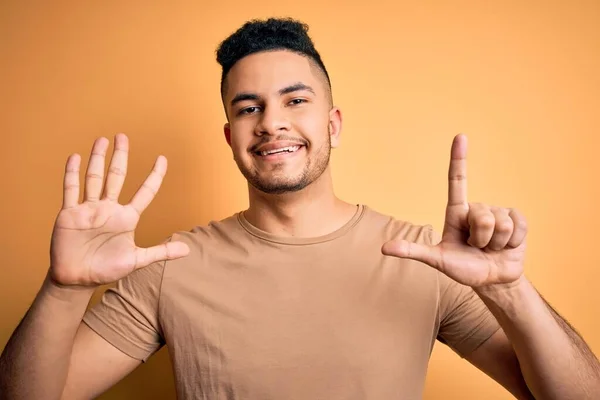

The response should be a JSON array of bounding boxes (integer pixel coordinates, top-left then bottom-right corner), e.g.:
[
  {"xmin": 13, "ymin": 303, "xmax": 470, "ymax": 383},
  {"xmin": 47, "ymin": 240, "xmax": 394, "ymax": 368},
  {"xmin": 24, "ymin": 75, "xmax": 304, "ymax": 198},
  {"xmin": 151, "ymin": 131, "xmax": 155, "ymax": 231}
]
[{"xmin": 216, "ymin": 17, "xmax": 331, "ymax": 101}]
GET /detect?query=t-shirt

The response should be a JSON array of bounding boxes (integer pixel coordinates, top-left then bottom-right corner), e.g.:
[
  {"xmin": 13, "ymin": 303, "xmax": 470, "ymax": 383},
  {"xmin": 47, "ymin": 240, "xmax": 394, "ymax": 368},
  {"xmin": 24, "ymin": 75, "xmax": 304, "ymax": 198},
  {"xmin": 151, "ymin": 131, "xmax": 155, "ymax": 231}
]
[{"xmin": 83, "ymin": 204, "xmax": 500, "ymax": 399}]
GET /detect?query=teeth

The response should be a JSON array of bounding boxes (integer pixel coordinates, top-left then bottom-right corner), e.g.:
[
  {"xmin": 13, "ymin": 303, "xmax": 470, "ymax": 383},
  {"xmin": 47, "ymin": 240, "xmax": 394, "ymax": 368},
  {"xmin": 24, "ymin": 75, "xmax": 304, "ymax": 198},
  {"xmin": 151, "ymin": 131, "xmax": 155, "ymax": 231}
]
[{"xmin": 260, "ymin": 145, "xmax": 300, "ymax": 156}]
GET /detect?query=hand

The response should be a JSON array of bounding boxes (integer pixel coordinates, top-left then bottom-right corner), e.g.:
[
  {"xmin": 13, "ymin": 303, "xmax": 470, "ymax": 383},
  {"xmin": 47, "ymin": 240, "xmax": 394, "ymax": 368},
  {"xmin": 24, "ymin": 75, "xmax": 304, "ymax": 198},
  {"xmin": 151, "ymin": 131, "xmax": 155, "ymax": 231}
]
[
  {"xmin": 49, "ymin": 134, "xmax": 189, "ymax": 287},
  {"xmin": 382, "ymin": 134, "xmax": 528, "ymax": 288}
]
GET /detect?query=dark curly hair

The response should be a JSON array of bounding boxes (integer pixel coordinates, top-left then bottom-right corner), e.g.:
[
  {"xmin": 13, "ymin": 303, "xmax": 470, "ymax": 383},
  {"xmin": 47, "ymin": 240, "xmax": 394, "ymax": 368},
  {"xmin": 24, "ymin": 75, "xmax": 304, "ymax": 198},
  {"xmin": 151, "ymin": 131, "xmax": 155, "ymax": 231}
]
[{"xmin": 216, "ymin": 18, "xmax": 331, "ymax": 101}]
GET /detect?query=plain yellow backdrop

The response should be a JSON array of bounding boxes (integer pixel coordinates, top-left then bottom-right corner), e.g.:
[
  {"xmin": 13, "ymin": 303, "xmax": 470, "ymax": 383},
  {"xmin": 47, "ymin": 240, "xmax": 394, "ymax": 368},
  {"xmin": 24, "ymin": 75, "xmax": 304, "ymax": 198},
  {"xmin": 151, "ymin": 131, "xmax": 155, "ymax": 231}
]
[{"xmin": 1, "ymin": 1, "xmax": 598, "ymax": 399}]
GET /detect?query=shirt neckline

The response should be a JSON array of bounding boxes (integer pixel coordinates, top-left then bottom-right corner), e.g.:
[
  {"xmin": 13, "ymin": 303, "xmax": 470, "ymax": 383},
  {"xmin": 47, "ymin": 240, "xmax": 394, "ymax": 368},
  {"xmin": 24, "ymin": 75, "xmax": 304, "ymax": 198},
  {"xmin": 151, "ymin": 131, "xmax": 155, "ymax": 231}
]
[{"xmin": 236, "ymin": 204, "xmax": 366, "ymax": 245}]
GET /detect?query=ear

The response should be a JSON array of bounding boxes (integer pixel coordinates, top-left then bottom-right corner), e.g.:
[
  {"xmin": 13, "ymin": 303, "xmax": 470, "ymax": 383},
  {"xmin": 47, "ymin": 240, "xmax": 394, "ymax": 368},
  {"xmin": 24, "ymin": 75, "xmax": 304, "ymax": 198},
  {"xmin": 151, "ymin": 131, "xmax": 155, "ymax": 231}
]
[
  {"xmin": 328, "ymin": 107, "xmax": 343, "ymax": 148},
  {"xmin": 223, "ymin": 123, "xmax": 231, "ymax": 147}
]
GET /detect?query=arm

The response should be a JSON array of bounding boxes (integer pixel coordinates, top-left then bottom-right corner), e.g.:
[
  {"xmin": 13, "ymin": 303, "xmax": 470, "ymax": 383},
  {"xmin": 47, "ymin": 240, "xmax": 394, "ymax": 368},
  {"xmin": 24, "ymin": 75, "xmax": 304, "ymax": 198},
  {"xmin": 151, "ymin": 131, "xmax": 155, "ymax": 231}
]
[
  {"xmin": 1, "ymin": 134, "xmax": 188, "ymax": 399},
  {"xmin": 381, "ymin": 135, "xmax": 600, "ymax": 399},
  {"xmin": 63, "ymin": 320, "xmax": 141, "ymax": 398},
  {"xmin": 0, "ymin": 275, "xmax": 140, "ymax": 399},
  {"xmin": 468, "ymin": 277, "xmax": 600, "ymax": 400},
  {"xmin": 466, "ymin": 329, "xmax": 535, "ymax": 400}
]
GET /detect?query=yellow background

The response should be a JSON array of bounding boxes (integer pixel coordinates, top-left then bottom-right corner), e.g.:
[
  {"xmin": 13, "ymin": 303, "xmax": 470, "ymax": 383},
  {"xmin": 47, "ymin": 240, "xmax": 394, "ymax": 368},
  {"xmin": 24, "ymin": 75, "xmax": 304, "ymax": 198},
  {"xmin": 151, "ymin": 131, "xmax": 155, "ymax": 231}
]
[{"xmin": 1, "ymin": 1, "xmax": 599, "ymax": 399}]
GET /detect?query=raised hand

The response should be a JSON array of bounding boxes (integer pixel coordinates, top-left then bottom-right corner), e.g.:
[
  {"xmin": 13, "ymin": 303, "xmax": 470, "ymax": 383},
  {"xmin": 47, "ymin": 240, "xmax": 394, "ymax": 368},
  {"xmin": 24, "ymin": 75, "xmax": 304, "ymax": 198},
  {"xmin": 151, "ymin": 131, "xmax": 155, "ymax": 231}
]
[
  {"xmin": 382, "ymin": 134, "xmax": 528, "ymax": 288},
  {"xmin": 49, "ymin": 134, "xmax": 189, "ymax": 287}
]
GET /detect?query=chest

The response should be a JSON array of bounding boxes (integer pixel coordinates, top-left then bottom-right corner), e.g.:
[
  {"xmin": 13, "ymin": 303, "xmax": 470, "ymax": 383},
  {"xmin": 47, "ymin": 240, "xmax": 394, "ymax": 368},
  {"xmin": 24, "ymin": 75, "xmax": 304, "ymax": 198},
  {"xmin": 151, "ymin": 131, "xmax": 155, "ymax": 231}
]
[{"xmin": 159, "ymin": 251, "xmax": 439, "ymax": 398}]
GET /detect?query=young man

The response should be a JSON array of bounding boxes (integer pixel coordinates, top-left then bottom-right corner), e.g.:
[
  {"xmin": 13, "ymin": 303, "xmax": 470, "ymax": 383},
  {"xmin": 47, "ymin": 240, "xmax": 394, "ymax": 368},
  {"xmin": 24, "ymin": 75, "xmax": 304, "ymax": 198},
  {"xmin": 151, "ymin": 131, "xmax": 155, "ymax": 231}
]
[{"xmin": 1, "ymin": 18, "xmax": 599, "ymax": 400}]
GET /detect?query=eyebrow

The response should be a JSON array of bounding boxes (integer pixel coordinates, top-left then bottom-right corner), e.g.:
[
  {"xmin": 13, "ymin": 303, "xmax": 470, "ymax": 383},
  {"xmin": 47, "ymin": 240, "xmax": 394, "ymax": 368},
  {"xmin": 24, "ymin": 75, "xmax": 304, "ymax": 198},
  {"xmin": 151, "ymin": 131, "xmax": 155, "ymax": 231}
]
[
  {"xmin": 279, "ymin": 82, "xmax": 315, "ymax": 96},
  {"xmin": 230, "ymin": 82, "xmax": 315, "ymax": 107}
]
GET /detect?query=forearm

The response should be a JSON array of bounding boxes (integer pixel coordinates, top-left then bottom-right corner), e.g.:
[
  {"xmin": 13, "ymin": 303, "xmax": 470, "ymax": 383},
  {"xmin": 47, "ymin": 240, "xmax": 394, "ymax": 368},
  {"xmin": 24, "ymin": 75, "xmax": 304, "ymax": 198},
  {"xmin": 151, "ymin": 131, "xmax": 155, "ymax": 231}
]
[
  {"xmin": 0, "ymin": 273, "xmax": 95, "ymax": 400},
  {"xmin": 475, "ymin": 276, "xmax": 600, "ymax": 400}
]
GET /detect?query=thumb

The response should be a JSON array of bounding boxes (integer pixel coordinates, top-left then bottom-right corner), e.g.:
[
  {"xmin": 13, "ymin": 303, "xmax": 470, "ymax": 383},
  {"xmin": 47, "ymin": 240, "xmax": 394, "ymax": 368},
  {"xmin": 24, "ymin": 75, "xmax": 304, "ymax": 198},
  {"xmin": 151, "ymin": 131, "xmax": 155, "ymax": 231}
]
[
  {"xmin": 381, "ymin": 239, "xmax": 442, "ymax": 269},
  {"xmin": 134, "ymin": 241, "xmax": 190, "ymax": 270}
]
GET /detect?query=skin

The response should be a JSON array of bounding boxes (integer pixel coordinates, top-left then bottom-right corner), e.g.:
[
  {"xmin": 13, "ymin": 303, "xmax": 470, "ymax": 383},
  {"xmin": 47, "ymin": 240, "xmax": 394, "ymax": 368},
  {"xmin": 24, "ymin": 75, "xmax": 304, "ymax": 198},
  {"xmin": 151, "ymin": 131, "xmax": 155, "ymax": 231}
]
[
  {"xmin": 0, "ymin": 49, "xmax": 598, "ymax": 400},
  {"xmin": 221, "ymin": 50, "xmax": 357, "ymax": 237}
]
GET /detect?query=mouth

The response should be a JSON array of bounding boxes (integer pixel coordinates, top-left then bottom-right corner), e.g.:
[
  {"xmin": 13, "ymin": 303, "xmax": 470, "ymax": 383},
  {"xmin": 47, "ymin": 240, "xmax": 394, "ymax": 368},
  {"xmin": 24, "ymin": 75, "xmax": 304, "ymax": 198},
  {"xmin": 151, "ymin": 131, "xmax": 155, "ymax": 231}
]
[
  {"xmin": 254, "ymin": 145, "xmax": 303, "ymax": 157},
  {"xmin": 251, "ymin": 141, "xmax": 306, "ymax": 161}
]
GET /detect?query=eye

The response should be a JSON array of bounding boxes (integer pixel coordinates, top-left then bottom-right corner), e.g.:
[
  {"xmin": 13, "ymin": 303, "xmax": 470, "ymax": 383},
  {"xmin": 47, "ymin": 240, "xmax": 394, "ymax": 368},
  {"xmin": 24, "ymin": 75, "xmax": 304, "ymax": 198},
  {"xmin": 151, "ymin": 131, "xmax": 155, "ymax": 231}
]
[
  {"xmin": 239, "ymin": 106, "xmax": 261, "ymax": 116},
  {"xmin": 288, "ymin": 98, "xmax": 307, "ymax": 106}
]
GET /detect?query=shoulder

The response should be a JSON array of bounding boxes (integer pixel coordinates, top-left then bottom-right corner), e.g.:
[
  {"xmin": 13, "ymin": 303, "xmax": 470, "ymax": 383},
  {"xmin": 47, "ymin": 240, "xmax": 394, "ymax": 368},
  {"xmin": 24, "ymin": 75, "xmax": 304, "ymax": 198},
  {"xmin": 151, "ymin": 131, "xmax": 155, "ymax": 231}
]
[
  {"xmin": 359, "ymin": 205, "xmax": 437, "ymax": 245},
  {"xmin": 168, "ymin": 212, "xmax": 245, "ymax": 249},
  {"xmin": 359, "ymin": 205, "xmax": 443, "ymax": 285}
]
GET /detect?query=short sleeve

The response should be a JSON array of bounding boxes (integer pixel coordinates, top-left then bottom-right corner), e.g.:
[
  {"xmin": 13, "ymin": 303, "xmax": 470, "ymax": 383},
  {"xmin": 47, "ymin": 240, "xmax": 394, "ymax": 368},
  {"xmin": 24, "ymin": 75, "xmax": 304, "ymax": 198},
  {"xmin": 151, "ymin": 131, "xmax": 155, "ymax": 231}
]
[
  {"xmin": 429, "ymin": 228, "xmax": 501, "ymax": 358},
  {"xmin": 82, "ymin": 260, "xmax": 166, "ymax": 362}
]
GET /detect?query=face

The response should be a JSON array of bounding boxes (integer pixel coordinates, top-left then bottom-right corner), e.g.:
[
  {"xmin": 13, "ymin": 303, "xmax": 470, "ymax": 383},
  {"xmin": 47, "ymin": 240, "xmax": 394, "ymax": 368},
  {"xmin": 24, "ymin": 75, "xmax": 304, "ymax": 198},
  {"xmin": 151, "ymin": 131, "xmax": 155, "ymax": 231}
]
[{"xmin": 223, "ymin": 50, "xmax": 342, "ymax": 195}]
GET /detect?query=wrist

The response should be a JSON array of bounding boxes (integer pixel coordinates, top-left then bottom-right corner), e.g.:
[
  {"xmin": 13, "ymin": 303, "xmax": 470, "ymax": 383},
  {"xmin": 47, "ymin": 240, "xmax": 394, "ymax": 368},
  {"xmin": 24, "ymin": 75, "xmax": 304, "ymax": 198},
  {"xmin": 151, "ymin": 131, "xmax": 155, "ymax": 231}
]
[
  {"xmin": 43, "ymin": 270, "xmax": 97, "ymax": 302},
  {"xmin": 472, "ymin": 275, "xmax": 541, "ymax": 324},
  {"xmin": 473, "ymin": 274, "xmax": 529, "ymax": 298}
]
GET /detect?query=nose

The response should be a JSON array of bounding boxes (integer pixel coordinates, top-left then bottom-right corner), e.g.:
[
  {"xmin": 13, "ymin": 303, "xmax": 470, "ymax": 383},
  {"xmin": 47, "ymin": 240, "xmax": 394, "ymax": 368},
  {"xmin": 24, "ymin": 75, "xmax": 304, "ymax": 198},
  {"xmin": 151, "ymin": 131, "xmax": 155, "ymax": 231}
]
[{"xmin": 255, "ymin": 104, "xmax": 291, "ymax": 136}]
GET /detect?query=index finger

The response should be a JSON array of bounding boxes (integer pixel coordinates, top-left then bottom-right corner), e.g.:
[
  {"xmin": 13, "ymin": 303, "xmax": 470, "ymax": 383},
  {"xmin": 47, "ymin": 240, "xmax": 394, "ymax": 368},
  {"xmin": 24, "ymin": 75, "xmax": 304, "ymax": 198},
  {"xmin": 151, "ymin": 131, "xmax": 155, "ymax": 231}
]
[{"xmin": 448, "ymin": 134, "xmax": 468, "ymax": 206}]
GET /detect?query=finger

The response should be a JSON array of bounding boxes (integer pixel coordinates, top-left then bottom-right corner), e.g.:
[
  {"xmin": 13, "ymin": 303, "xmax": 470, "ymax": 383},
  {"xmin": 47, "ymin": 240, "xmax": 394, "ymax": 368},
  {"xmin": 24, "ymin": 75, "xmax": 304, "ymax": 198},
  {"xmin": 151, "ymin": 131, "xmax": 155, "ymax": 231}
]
[
  {"xmin": 467, "ymin": 203, "xmax": 495, "ymax": 248},
  {"xmin": 62, "ymin": 153, "xmax": 81, "ymax": 209},
  {"xmin": 448, "ymin": 134, "xmax": 468, "ymax": 206},
  {"xmin": 128, "ymin": 155, "xmax": 167, "ymax": 215},
  {"xmin": 84, "ymin": 137, "xmax": 109, "ymax": 202},
  {"xmin": 487, "ymin": 207, "xmax": 514, "ymax": 251},
  {"xmin": 103, "ymin": 133, "xmax": 129, "ymax": 202},
  {"xmin": 134, "ymin": 241, "xmax": 190, "ymax": 269},
  {"xmin": 507, "ymin": 208, "xmax": 528, "ymax": 248},
  {"xmin": 382, "ymin": 240, "xmax": 443, "ymax": 270}
]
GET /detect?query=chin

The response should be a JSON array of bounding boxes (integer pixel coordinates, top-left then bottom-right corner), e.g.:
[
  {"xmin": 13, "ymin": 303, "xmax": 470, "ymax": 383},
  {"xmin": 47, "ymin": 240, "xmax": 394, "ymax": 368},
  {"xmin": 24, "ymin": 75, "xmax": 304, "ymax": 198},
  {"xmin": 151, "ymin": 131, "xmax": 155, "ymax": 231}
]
[{"xmin": 251, "ymin": 177, "xmax": 310, "ymax": 195}]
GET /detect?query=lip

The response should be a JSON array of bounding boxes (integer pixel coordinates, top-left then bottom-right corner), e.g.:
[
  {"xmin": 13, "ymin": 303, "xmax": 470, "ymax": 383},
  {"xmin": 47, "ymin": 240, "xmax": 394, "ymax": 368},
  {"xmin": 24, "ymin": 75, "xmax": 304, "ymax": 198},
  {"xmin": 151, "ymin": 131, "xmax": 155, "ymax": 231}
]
[
  {"xmin": 253, "ymin": 141, "xmax": 306, "ymax": 153},
  {"xmin": 252, "ymin": 144, "xmax": 305, "ymax": 161}
]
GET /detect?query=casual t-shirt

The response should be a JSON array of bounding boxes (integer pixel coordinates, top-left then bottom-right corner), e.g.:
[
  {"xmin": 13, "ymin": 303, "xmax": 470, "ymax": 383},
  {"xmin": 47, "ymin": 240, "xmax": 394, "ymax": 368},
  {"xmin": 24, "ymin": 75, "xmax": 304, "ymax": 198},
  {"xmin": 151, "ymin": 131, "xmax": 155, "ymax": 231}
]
[{"xmin": 83, "ymin": 204, "xmax": 500, "ymax": 399}]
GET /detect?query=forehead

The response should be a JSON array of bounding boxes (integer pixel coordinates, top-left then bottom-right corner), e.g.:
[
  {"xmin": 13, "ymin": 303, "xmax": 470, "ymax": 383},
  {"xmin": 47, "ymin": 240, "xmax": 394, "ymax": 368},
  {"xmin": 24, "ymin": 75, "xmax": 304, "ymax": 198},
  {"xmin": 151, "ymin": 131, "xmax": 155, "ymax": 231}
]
[{"xmin": 225, "ymin": 50, "xmax": 323, "ymax": 99}]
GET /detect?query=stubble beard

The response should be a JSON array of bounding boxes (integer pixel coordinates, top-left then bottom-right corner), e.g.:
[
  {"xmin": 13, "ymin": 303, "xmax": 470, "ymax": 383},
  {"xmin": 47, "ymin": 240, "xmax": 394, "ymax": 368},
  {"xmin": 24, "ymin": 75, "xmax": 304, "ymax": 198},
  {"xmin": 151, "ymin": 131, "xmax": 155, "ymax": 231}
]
[{"xmin": 238, "ymin": 134, "xmax": 332, "ymax": 195}]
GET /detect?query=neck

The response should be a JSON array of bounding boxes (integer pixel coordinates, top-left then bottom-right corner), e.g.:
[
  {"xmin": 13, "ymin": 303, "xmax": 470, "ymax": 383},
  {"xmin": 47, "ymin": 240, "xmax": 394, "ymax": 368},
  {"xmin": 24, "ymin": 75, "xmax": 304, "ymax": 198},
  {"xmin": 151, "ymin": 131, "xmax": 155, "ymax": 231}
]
[{"xmin": 244, "ymin": 168, "xmax": 357, "ymax": 238}]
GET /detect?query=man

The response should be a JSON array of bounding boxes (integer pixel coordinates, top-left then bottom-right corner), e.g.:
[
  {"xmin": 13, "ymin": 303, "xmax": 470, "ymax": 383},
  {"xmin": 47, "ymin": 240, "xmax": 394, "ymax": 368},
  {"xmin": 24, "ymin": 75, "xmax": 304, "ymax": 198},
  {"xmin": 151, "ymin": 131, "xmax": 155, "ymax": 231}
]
[{"xmin": 1, "ymin": 17, "xmax": 599, "ymax": 400}]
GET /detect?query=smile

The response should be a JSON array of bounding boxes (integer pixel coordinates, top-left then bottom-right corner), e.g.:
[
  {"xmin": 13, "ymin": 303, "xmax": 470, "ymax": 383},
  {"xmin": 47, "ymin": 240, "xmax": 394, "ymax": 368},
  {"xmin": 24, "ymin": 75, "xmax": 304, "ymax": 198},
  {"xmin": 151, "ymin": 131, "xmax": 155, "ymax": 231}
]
[{"xmin": 257, "ymin": 145, "xmax": 302, "ymax": 156}]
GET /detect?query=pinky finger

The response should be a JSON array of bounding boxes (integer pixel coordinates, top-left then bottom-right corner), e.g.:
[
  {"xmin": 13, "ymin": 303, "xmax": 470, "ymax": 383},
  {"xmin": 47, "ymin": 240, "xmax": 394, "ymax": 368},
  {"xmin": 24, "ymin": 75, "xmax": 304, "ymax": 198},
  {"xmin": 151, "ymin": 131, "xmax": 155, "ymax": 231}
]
[
  {"xmin": 507, "ymin": 208, "xmax": 528, "ymax": 248},
  {"xmin": 133, "ymin": 241, "xmax": 190, "ymax": 270},
  {"xmin": 62, "ymin": 154, "xmax": 81, "ymax": 209}
]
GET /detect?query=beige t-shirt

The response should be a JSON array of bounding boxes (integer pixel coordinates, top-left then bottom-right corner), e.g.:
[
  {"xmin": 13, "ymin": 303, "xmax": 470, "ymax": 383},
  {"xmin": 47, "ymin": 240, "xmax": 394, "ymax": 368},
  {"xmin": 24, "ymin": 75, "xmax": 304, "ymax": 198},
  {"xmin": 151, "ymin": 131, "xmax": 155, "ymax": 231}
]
[{"xmin": 83, "ymin": 205, "xmax": 500, "ymax": 399}]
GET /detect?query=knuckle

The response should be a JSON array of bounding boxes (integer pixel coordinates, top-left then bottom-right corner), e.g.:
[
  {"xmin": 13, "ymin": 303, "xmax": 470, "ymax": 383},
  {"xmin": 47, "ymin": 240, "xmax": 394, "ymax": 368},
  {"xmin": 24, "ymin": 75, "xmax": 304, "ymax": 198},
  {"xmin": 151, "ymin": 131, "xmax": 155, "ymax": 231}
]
[
  {"xmin": 86, "ymin": 172, "xmax": 103, "ymax": 180},
  {"xmin": 141, "ymin": 183, "xmax": 158, "ymax": 196},
  {"xmin": 108, "ymin": 166, "xmax": 126, "ymax": 176},
  {"xmin": 515, "ymin": 218, "xmax": 528, "ymax": 231},
  {"xmin": 450, "ymin": 173, "xmax": 466, "ymax": 181},
  {"xmin": 510, "ymin": 209, "xmax": 528, "ymax": 230},
  {"xmin": 495, "ymin": 220, "xmax": 513, "ymax": 234},
  {"xmin": 476, "ymin": 215, "xmax": 495, "ymax": 229},
  {"xmin": 468, "ymin": 202, "xmax": 486, "ymax": 213}
]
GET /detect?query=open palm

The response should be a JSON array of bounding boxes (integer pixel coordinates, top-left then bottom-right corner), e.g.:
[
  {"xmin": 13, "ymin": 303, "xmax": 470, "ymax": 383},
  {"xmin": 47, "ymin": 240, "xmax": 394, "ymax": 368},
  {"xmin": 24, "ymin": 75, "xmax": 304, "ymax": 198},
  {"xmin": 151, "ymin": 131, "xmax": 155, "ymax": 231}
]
[
  {"xmin": 49, "ymin": 134, "xmax": 189, "ymax": 287},
  {"xmin": 382, "ymin": 135, "xmax": 528, "ymax": 288}
]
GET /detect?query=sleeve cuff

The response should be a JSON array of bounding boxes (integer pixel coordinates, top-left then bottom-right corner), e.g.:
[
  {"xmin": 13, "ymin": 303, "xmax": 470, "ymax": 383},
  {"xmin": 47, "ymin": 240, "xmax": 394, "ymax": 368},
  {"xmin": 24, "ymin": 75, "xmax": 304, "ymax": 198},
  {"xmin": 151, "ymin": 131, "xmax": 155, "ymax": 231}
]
[{"xmin": 82, "ymin": 312, "xmax": 158, "ymax": 362}]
